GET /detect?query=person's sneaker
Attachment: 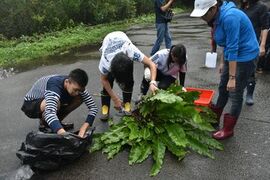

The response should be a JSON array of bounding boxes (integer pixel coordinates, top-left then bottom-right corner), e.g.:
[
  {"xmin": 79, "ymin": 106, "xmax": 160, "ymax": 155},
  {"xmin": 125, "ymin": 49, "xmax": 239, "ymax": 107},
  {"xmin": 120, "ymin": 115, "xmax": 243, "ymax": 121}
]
[
  {"xmin": 256, "ymin": 68, "xmax": 263, "ymax": 74},
  {"xmin": 100, "ymin": 105, "xmax": 109, "ymax": 121}
]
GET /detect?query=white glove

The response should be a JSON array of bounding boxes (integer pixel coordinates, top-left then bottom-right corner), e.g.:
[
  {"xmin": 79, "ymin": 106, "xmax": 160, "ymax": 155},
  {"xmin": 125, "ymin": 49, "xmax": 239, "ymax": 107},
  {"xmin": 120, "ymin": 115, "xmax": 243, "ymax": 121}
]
[
  {"xmin": 144, "ymin": 67, "xmax": 151, "ymax": 81},
  {"xmin": 182, "ymin": 87, "xmax": 187, "ymax": 92}
]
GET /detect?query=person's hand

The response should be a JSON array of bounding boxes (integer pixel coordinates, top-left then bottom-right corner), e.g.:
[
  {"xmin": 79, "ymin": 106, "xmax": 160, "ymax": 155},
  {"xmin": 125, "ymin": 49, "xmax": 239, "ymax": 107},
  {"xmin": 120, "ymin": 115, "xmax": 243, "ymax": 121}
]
[
  {"xmin": 259, "ymin": 46, "xmax": 266, "ymax": 57},
  {"xmin": 78, "ymin": 128, "xmax": 86, "ymax": 138},
  {"xmin": 182, "ymin": 87, "xmax": 187, "ymax": 92},
  {"xmin": 219, "ymin": 63, "xmax": 224, "ymax": 74},
  {"xmin": 78, "ymin": 122, "xmax": 90, "ymax": 138},
  {"xmin": 113, "ymin": 97, "xmax": 122, "ymax": 111},
  {"xmin": 57, "ymin": 128, "xmax": 66, "ymax": 135},
  {"xmin": 227, "ymin": 79, "xmax": 236, "ymax": 92},
  {"xmin": 149, "ymin": 83, "xmax": 158, "ymax": 94}
]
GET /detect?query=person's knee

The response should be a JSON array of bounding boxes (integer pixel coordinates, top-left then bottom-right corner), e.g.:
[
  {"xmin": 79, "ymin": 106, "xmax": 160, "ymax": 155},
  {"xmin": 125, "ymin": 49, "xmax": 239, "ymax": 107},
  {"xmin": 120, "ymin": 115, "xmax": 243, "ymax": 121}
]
[
  {"xmin": 40, "ymin": 99, "xmax": 46, "ymax": 112},
  {"xmin": 158, "ymin": 82, "xmax": 170, "ymax": 90}
]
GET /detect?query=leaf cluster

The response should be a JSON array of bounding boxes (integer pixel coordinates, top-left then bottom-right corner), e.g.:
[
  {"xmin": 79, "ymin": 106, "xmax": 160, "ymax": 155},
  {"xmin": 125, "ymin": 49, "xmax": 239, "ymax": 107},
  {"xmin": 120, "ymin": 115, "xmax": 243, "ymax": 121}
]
[{"xmin": 90, "ymin": 84, "xmax": 223, "ymax": 176}]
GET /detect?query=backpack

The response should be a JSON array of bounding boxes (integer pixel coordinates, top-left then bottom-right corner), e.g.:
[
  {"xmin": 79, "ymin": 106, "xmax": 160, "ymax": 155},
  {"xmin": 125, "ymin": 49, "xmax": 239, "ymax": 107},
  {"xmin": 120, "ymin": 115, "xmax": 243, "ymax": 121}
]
[{"xmin": 163, "ymin": 9, "xmax": 174, "ymax": 22}]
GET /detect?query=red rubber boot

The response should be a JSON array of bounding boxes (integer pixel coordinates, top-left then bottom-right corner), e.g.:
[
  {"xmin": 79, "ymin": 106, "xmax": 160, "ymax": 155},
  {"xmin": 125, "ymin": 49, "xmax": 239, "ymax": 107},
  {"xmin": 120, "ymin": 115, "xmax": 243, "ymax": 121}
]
[{"xmin": 212, "ymin": 113, "xmax": 237, "ymax": 140}]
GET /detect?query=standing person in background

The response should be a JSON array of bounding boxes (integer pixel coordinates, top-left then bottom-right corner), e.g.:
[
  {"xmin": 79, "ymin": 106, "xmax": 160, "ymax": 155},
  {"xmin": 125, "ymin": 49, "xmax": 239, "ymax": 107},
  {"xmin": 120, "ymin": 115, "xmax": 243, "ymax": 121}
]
[
  {"xmin": 190, "ymin": 0, "xmax": 259, "ymax": 140},
  {"xmin": 240, "ymin": 0, "xmax": 269, "ymax": 106},
  {"xmin": 151, "ymin": 0, "xmax": 175, "ymax": 56}
]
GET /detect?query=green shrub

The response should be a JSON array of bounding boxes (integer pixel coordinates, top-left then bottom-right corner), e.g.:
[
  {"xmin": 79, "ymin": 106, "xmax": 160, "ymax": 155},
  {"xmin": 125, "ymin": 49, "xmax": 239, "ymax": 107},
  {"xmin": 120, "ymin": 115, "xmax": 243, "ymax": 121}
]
[
  {"xmin": 0, "ymin": 0, "xmax": 190, "ymax": 38},
  {"xmin": 135, "ymin": 0, "xmax": 154, "ymax": 15}
]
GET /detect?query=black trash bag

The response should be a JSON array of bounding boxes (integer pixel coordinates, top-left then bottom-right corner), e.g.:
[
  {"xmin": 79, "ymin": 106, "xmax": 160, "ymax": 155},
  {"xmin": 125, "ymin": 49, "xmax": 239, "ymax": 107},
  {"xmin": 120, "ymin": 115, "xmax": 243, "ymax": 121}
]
[{"xmin": 16, "ymin": 128, "xmax": 95, "ymax": 171}]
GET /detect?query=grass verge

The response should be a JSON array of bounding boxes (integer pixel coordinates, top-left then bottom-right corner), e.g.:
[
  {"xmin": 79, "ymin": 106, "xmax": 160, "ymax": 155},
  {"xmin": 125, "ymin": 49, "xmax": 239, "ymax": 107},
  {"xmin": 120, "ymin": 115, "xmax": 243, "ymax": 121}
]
[{"xmin": 0, "ymin": 8, "xmax": 184, "ymax": 68}]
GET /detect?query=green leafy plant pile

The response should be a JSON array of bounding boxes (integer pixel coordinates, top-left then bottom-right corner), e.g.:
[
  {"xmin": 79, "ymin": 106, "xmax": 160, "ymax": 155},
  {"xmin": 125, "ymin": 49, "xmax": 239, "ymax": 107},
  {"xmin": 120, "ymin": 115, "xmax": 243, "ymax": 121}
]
[{"xmin": 90, "ymin": 85, "xmax": 223, "ymax": 176}]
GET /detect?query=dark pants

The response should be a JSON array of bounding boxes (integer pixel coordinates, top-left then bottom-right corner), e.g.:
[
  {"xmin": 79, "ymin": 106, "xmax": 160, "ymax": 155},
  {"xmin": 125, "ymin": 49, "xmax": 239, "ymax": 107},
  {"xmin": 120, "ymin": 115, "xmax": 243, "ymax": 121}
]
[
  {"xmin": 101, "ymin": 73, "xmax": 134, "ymax": 108},
  {"xmin": 150, "ymin": 23, "xmax": 172, "ymax": 56},
  {"xmin": 215, "ymin": 60, "xmax": 256, "ymax": 118},
  {"xmin": 21, "ymin": 99, "xmax": 43, "ymax": 119},
  {"xmin": 257, "ymin": 46, "xmax": 270, "ymax": 70},
  {"xmin": 21, "ymin": 96, "xmax": 83, "ymax": 126},
  {"xmin": 140, "ymin": 69, "xmax": 176, "ymax": 95}
]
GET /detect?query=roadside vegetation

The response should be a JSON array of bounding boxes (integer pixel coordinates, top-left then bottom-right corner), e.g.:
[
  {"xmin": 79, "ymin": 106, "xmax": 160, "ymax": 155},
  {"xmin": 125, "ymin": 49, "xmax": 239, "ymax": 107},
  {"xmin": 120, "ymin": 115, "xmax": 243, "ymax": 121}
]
[
  {"xmin": 0, "ymin": 0, "xmax": 191, "ymax": 68},
  {"xmin": 0, "ymin": 15, "xmax": 154, "ymax": 68}
]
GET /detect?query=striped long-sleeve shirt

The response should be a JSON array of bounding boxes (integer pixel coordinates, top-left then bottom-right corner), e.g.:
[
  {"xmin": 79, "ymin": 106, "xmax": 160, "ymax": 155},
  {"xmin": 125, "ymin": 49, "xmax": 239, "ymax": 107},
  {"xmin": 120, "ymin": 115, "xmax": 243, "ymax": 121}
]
[{"xmin": 24, "ymin": 75, "xmax": 98, "ymax": 132}]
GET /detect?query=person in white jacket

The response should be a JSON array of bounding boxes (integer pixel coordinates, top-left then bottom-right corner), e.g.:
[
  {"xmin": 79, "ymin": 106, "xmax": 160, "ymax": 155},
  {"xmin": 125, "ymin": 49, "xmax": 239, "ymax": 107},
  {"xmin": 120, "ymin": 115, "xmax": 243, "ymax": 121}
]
[
  {"xmin": 140, "ymin": 44, "xmax": 187, "ymax": 95},
  {"xmin": 98, "ymin": 31, "xmax": 158, "ymax": 120}
]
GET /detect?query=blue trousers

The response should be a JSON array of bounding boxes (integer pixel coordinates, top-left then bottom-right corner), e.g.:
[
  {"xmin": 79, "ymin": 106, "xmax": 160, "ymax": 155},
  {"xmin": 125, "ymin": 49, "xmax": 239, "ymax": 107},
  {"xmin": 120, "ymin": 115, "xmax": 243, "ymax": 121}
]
[
  {"xmin": 216, "ymin": 59, "xmax": 256, "ymax": 118},
  {"xmin": 151, "ymin": 23, "xmax": 172, "ymax": 56}
]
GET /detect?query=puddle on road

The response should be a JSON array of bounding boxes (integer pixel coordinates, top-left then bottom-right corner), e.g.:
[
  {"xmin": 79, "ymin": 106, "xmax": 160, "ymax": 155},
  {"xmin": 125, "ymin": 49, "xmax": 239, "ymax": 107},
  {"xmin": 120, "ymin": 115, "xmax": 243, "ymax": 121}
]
[{"xmin": 0, "ymin": 44, "xmax": 100, "ymax": 80}]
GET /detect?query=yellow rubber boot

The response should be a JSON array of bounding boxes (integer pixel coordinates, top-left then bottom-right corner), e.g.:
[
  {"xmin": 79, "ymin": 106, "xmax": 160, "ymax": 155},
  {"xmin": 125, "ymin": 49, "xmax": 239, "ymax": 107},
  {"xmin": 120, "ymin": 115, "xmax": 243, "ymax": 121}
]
[
  {"xmin": 124, "ymin": 102, "xmax": 131, "ymax": 112},
  {"xmin": 100, "ymin": 105, "xmax": 109, "ymax": 121}
]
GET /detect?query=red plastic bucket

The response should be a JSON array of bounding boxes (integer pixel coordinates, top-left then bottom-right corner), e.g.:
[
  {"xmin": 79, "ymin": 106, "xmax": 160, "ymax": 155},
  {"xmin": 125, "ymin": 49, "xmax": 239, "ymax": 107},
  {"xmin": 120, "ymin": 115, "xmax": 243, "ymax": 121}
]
[{"xmin": 186, "ymin": 87, "xmax": 215, "ymax": 107}]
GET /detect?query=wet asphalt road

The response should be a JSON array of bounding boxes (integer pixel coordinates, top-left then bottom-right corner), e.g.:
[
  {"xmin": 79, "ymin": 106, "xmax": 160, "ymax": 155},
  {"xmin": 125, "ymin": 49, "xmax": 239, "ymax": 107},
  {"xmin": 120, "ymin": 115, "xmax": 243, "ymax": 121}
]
[{"xmin": 0, "ymin": 13, "xmax": 270, "ymax": 180}]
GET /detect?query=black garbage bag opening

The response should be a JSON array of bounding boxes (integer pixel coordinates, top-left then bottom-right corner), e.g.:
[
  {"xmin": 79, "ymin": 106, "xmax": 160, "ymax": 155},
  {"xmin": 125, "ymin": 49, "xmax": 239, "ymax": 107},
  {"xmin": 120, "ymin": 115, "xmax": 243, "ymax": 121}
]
[{"xmin": 16, "ymin": 128, "xmax": 95, "ymax": 171}]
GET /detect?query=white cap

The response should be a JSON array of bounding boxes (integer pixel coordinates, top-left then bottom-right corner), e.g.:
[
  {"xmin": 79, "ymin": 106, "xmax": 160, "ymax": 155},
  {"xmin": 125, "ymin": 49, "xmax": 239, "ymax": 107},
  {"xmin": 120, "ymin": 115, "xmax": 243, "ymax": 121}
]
[{"xmin": 190, "ymin": 0, "xmax": 217, "ymax": 17}]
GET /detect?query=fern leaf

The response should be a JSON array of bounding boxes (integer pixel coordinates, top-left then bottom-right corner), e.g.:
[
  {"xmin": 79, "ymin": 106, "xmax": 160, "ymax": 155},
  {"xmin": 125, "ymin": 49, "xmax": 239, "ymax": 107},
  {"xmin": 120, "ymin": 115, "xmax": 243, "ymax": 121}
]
[
  {"xmin": 150, "ymin": 137, "xmax": 166, "ymax": 176},
  {"xmin": 136, "ymin": 142, "xmax": 152, "ymax": 163},
  {"xmin": 89, "ymin": 133, "xmax": 104, "ymax": 153},
  {"xmin": 149, "ymin": 91, "xmax": 183, "ymax": 104},
  {"xmin": 159, "ymin": 133, "xmax": 187, "ymax": 160},
  {"xmin": 186, "ymin": 134, "xmax": 214, "ymax": 159},
  {"xmin": 192, "ymin": 113, "xmax": 215, "ymax": 131},
  {"xmin": 101, "ymin": 125, "xmax": 129, "ymax": 144},
  {"xmin": 127, "ymin": 122, "xmax": 140, "ymax": 141},
  {"xmin": 164, "ymin": 123, "xmax": 188, "ymax": 147},
  {"xmin": 102, "ymin": 142, "xmax": 123, "ymax": 160},
  {"xmin": 129, "ymin": 141, "xmax": 152, "ymax": 164},
  {"xmin": 128, "ymin": 143, "xmax": 143, "ymax": 165},
  {"xmin": 186, "ymin": 131, "xmax": 223, "ymax": 151},
  {"xmin": 103, "ymin": 129, "xmax": 129, "ymax": 144},
  {"xmin": 141, "ymin": 127, "xmax": 152, "ymax": 140}
]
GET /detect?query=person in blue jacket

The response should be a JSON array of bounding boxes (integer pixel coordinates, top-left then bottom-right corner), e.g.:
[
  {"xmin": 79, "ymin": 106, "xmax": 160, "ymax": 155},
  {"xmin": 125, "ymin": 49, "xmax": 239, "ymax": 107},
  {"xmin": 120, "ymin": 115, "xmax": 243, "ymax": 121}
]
[{"xmin": 190, "ymin": 0, "xmax": 259, "ymax": 140}]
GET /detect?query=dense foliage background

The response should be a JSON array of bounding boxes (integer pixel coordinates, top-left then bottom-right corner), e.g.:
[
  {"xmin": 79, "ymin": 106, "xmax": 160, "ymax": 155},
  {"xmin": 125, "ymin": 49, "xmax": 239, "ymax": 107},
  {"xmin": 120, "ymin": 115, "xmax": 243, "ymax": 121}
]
[{"xmin": 0, "ymin": 0, "xmax": 192, "ymax": 38}]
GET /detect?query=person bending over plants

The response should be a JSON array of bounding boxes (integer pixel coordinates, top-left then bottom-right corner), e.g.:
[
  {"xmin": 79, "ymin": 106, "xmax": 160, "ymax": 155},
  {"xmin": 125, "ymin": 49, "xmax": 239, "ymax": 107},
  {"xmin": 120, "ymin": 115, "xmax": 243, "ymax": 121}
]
[
  {"xmin": 140, "ymin": 44, "xmax": 187, "ymax": 96},
  {"xmin": 99, "ymin": 31, "xmax": 158, "ymax": 121}
]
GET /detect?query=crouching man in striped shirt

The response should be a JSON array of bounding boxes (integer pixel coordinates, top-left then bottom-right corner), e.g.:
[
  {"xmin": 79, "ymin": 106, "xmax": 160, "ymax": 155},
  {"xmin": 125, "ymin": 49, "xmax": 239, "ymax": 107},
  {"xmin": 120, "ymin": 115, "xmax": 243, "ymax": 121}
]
[{"xmin": 21, "ymin": 68, "xmax": 98, "ymax": 138}]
